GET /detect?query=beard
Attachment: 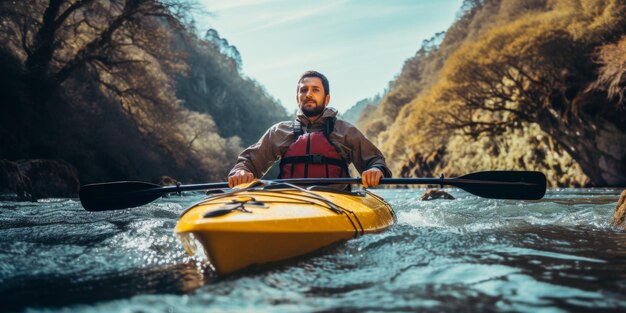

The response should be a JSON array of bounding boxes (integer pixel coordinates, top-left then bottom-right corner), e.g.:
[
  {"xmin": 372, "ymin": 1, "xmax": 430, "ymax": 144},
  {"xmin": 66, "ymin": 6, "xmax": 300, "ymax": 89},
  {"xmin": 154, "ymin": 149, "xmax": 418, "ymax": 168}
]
[
  {"xmin": 302, "ymin": 105, "xmax": 325, "ymax": 117},
  {"xmin": 300, "ymin": 99, "xmax": 325, "ymax": 117}
]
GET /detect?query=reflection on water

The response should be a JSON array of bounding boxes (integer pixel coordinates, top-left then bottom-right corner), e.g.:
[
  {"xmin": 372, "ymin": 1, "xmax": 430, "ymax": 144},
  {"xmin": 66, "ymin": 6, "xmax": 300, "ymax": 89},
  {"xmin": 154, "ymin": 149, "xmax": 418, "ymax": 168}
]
[{"xmin": 1, "ymin": 189, "xmax": 626, "ymax": 312}]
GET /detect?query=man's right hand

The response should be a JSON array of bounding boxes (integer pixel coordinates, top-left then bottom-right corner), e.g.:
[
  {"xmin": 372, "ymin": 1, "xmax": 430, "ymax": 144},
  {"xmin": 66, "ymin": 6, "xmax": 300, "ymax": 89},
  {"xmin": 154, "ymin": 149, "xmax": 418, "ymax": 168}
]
[{"xmin": 228, "ymin": 169, "xmax": 254, "ymax": 188}]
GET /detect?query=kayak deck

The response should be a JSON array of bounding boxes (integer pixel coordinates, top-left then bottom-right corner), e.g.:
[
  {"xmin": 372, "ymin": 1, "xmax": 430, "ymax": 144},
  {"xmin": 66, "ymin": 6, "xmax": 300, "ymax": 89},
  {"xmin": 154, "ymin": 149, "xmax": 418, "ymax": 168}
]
[{"xmin": 175, "ymin": 182, "xmax": 395, "ymax": 274}]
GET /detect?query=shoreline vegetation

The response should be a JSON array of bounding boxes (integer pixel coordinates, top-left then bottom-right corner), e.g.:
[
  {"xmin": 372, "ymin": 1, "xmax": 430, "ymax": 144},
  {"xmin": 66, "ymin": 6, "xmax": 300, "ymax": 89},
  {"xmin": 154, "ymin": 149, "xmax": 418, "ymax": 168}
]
[
  {"xmin": 0, "ymin": 0, "xmax": 288, "ymax": 195},
  {"xmin": 356, "ymin": 0, "xmax": 626, "ymax": 188},
  {"xmin": 1, "ymin": 0, "xmax": 625, "ymax": 201},
  {"xmin": 0, "ymin": 159, "xmax": 79, "ymax": 201}
]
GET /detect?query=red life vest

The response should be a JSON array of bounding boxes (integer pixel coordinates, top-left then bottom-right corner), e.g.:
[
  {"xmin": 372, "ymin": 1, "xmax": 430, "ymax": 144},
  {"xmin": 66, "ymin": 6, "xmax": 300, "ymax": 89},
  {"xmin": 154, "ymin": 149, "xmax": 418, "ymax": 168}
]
[{"xmin": 279, "ymin": 119, "xmax": 349, "ymax": 179}]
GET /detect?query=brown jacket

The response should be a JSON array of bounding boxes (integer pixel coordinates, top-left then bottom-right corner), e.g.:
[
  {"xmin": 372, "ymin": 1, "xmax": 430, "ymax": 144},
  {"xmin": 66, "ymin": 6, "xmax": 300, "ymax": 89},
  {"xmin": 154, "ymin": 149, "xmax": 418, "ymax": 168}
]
[{"xmin": 228, "ymin": 107, "xmax": 392, "ymax": 178}]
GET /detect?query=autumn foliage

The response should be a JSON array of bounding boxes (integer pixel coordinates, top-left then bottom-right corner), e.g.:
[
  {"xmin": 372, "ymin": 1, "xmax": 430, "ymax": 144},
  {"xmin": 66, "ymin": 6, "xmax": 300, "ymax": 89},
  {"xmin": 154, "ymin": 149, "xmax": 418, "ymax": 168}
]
[{"xmin": 358, "ymin": 0, "xmax": 626, "ymax": 186}]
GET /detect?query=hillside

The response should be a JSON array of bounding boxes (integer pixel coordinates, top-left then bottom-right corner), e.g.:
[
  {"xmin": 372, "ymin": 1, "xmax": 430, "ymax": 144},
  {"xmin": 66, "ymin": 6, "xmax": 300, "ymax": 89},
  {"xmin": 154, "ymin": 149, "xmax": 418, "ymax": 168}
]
[
  {"xmin": 342, "ymin": 94, "xmax": 382, "ymax": 124},
  {"xmin": 0, "ymin": 0, "xmax": 288, "ymax": 184},
  {"xmin": 357, "ymin": 0, "xmax": 626, "ymax": 187}
]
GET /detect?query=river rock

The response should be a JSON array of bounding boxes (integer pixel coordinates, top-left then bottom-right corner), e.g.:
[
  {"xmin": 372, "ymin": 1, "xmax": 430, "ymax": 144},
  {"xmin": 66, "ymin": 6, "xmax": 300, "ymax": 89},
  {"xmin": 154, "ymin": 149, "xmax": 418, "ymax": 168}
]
[
  {"xmin": 420, "ymin": 188, "xmax": 455, "ymax": 201},
  {"xmin": 17, "ymin": 159, "xmax": 80, "ymax": 199},
  {"xmin": 160, "ymin": 176, "xmax": 179, "ymax": 186},
  {"xmin": 0, "ymin": 159, "xmax": 33, "ymax": 201},
  {"xmin": 160, "ymin": 175, "xmax": 181, "ymax": 197},
  {"xmin": 611, "ymin": 189, "xmax": 626, "ymax": 227}
]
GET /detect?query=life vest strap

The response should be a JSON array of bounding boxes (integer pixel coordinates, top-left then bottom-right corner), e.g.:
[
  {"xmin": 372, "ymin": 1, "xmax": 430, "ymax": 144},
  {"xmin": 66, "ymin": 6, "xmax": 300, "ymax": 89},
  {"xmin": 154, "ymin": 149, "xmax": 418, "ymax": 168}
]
[
  {"xmin": 293, "ymin": 119, "xmax": 304, "ymax": 137},
  {"xmin": 281, "ymin": 154, "xmax": 345, "ymax": 166}
]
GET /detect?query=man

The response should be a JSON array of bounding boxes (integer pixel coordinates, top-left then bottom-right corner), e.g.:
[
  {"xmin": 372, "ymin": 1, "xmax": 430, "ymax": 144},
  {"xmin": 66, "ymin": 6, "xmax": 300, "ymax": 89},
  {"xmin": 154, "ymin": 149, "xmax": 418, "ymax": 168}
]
[{"xmin": 228, "ymin": 70, "xmax": 391, "ymax": 188}]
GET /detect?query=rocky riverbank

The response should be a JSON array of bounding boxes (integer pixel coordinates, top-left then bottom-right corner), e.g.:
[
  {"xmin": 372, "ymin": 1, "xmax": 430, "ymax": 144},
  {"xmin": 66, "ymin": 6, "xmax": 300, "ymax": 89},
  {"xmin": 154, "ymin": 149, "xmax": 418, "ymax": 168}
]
[{"xmin": 0, "ymin": 159, "xmax": 79, "ymax": 201}]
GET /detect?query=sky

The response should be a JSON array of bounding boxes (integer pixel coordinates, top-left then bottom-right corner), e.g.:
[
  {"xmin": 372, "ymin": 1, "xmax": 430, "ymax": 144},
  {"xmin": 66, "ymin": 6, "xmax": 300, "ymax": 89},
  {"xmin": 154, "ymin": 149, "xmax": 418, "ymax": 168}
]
[{"xmin": 196, "ymin": 0, "xmax": 464, "ymax": 114}]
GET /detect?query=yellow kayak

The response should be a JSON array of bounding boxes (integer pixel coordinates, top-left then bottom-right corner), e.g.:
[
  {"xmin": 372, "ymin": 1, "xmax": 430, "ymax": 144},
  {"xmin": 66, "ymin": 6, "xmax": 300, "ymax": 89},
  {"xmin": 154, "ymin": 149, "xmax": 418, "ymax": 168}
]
[
  {"xmin": 174, "ymin": 181, "xmax": 396, "ymax": 275},
  {"xmin": 79, "ymin": 172, "xmax": 544, "ymax": 274}
]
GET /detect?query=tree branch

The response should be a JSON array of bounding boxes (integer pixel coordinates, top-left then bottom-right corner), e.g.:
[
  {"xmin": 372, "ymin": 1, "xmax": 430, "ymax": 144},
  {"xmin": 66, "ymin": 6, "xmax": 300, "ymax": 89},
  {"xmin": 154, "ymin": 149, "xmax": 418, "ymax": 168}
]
[{"xmin": 50, "ymin": 0, "xmax": 143, "ymax": 88}]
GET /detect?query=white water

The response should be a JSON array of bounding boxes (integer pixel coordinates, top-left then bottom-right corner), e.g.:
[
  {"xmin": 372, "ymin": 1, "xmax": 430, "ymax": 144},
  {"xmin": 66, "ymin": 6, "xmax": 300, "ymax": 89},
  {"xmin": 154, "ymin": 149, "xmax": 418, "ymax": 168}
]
[{"xmin": 1, "ymin": 188, "xmax": 625, "ymax": 312}]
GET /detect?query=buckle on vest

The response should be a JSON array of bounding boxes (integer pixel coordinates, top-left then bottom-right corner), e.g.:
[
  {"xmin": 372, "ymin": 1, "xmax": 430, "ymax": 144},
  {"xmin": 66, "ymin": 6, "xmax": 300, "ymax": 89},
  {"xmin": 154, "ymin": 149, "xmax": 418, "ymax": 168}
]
[{"xmin": 307, "ymin": 154, "xmax": 323, "ymax": 163}]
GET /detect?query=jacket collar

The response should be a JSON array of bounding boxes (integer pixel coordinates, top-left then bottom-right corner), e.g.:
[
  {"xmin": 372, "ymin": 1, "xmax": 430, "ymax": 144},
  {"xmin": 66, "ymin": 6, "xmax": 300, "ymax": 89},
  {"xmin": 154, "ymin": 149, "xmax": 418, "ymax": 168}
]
[{"xmin": 296, "ymin": 107, "xmax": 338, "ymax": 126}]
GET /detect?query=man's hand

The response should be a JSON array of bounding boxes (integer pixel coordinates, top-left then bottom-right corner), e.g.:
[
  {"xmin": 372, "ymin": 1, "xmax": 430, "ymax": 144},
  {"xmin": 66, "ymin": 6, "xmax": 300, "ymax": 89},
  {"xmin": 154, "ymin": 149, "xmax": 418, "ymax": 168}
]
[
  {"xmin": 362, "ymin": 168, "xmax": 384, "ymax": 188},
  {"xmin": 228, "ymin": 169, "xmax": 254, "ymax": 188}
]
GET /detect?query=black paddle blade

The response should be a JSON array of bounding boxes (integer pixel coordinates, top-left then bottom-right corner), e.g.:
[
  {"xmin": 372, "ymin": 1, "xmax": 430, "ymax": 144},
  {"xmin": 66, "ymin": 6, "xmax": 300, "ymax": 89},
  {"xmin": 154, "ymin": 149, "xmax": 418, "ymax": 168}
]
[
  {"xmin": 79, "ymin": 181, "xmax": 166, "ymax": 211},
  {"xmin": 454, "ymin": 171, "xmax": 547, "ymax": 200}
]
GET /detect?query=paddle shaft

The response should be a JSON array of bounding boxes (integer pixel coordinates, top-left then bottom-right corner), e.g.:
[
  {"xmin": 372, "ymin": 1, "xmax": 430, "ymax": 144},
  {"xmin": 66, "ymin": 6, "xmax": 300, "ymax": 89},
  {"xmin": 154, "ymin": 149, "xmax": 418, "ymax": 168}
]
[
  {"xmin": 274, "ymin": 177, "xmax": 536, "ymax": 186},
  {"xmin": 79, "ymin": 171, "xmax": 547, "ymax": 211},
  {"xmin": 87, "ymin": 176, "xmax": 536, "ymax": 198}
]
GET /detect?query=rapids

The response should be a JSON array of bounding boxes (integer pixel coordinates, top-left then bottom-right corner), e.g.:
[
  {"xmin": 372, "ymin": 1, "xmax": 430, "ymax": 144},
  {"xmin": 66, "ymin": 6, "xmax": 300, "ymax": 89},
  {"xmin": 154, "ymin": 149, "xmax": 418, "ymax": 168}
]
[{"xmin": 1, "ymin": 188, "xmax": 625, "ymax": 312}]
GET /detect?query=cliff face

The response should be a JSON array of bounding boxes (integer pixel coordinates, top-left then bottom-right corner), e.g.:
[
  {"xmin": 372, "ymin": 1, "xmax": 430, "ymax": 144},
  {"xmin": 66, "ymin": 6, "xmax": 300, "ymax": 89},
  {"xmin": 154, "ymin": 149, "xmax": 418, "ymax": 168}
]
[
  {"xmin": 357, "ymin": 0, "xmax": 626, "ymax": 187},
  {"xmin": 0, "ymin": 1, "xmax": 288, "ymax": 184}
]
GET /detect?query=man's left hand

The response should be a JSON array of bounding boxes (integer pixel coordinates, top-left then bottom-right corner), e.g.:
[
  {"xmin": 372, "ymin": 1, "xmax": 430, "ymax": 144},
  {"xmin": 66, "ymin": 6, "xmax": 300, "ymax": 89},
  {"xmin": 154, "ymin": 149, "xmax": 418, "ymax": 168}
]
[{"xmin": 362, "ymin": 168, "xmax": 384, "ymax": 188}]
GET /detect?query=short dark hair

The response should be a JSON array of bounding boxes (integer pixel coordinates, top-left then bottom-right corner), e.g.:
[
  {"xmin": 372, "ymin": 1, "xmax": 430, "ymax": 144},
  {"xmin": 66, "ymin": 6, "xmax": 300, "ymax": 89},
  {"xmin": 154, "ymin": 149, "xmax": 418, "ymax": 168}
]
[{"xmin": 297, "ymin": 71, "xmax": 330, "ymax": 97}]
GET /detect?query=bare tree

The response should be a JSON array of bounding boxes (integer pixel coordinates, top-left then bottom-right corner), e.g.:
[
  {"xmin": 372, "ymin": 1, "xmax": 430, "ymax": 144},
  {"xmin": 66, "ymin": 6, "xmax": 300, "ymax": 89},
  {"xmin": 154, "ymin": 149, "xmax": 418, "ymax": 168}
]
[
  {"xmin": 440, "ymin": 26, "xmax": 626, "ymax": 185},
  {"xmin": 1, "ymin": 0, "xmax": 197, "ymax": 103}
]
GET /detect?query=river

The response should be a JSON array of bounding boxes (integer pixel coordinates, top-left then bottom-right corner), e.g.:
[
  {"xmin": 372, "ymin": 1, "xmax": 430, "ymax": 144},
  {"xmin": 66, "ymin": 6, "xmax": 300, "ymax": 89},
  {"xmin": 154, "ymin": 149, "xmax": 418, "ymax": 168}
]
[{"xmin": 1, "ymin": 188, "xmax": 625, "ymax": 312}]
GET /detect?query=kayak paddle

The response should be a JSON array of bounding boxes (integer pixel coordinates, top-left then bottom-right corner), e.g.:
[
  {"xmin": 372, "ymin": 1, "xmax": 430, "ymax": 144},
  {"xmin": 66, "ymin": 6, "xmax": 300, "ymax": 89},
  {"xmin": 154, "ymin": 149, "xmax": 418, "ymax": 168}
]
[{"xmin": 79, "ymin": 170, "xmax": 546, "ymax": 211}]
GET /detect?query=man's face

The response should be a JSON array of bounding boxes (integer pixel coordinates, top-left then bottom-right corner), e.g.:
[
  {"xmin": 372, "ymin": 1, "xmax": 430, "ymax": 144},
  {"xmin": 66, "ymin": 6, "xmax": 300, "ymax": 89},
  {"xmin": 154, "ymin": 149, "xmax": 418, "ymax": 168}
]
[{"xmin": 297, "ymin": 77, "xmax": 329, "ymax": 117}]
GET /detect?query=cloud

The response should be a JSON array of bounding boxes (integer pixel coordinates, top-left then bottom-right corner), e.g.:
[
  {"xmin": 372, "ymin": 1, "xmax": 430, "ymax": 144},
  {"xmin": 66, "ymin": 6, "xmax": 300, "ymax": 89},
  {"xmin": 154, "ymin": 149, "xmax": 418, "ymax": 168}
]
[
  {"xmin": 251, "ymin": 0, "xmax": 349, "ymax": 31},
  {"xmin": 201, "ymin": 0, "xmax": 349, "ymax": 32}
]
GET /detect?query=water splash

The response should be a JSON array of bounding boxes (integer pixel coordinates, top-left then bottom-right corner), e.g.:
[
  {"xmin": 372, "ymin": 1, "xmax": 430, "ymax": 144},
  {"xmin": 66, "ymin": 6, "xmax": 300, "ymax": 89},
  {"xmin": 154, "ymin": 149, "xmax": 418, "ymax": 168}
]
[{"xmin": 2, "ymin": 188, "xmax": 626, "ymax": 312}]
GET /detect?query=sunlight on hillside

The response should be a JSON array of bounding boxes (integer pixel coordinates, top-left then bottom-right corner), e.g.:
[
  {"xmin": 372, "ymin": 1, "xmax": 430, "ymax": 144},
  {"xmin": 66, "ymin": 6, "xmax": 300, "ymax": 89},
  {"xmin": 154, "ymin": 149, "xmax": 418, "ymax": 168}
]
[{"xmin": 359, "ymin": 0, "xmax": 626, "ymax": 186}]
